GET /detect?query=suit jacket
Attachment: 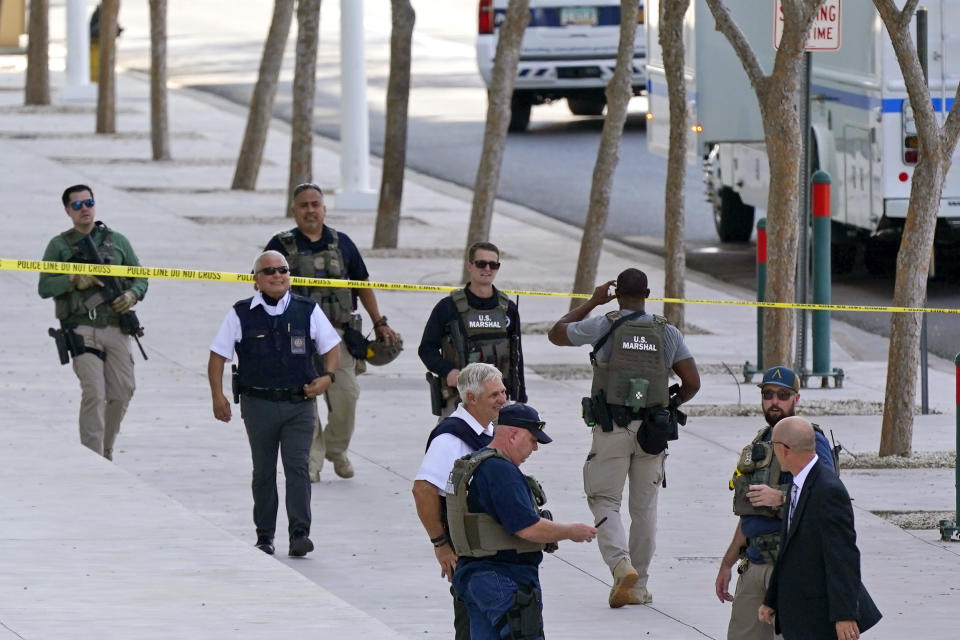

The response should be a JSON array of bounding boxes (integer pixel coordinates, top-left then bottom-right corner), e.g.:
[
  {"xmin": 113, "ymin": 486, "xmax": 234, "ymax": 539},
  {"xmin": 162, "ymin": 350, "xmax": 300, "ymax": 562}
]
[{"xmin": 764, "ymin": 460, "xmax": 882, "ymax": 639}]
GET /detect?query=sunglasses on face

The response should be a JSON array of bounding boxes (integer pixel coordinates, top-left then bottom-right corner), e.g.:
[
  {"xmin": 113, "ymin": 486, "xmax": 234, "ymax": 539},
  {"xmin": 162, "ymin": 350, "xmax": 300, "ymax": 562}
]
[
  {"xmin": 472, "ymin": 260, "xmax": 501, "ymax": 270},
  {"xmin": 69, "ymin": 198, "xmax": 95, "ymax": 211},
  {"xmin": 761, "ymin": 389, "xmax": 795, "ymax": 401},
  {"xmin": 257, "ymin": 266, "xmax": 290, "ymax": 276}
]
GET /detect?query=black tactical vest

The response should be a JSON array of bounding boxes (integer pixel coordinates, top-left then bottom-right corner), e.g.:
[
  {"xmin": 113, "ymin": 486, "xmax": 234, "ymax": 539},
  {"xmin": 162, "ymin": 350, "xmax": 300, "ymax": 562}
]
[{"xmin": 234, "ymin": 294, "xmax": 319, "ymax": 388}]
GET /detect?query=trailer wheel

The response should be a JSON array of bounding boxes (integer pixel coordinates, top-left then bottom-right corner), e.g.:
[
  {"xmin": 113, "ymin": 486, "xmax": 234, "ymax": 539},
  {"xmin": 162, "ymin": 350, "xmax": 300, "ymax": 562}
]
[
  {"xmin": 508, "ymin": 92, "xmax": 532, "ymax": 133},
  {"xmin": 864, "ymin": 238, "xmax": 896, "ymax": 277},
  {"xmin": 568, "ymin": 95, "xmax": 606, "ymax": 116},
  {"xmin": 714, "ymin": 187, "xmax": 755, "ymax": 242}
]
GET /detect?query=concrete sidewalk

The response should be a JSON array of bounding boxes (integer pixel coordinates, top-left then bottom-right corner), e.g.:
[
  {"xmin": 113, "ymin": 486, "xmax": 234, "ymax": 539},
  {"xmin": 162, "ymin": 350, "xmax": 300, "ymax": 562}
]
[{"xmin": 0, "ymin": 59, "xmax": 957, "ymax": 639}]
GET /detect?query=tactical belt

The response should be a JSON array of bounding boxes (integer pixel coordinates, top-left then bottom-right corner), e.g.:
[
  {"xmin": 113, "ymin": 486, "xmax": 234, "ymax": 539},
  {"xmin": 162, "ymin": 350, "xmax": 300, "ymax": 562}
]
[{"xmin": 240, "ymin": 386, "xmax": 308, "ymax": 403}]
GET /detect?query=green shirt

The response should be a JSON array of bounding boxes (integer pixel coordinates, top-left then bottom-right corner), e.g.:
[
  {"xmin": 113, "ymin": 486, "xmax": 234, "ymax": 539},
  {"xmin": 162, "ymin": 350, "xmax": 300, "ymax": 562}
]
[{"xmin": 38, "ymin": 226, "xmax": 148, "ymax": 326}]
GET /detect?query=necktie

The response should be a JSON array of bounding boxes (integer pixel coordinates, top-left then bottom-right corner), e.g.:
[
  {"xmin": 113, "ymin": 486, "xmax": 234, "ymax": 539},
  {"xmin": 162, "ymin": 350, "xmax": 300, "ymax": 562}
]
[{"xmin": 787, "ymin": 484, "xmax": 799, "ymax": 530}]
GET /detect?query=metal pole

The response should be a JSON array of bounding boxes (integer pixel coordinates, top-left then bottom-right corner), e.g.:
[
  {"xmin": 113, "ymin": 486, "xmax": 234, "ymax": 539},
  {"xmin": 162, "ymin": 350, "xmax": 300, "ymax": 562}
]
[
  {"xmin": 794, "ymin": 51, "xmax": 812, "ymax": 378},
  {"xmin": 811, "ymin": 171, "xmax": 831, "ymax": 381},
  {"xmin": 338, "ymin": 0, "xmax": 376, "ymax": 209},
  {"xmin": 918, "ymin": 7, "xmax": 930, "ymax": 414},
  {"xmin": 62, "ymin": 0, "xmax": 95, "ymax": 100},
  {"xmin": 756, "ymin": 218, "xmax": 767, "ymax": 371}
]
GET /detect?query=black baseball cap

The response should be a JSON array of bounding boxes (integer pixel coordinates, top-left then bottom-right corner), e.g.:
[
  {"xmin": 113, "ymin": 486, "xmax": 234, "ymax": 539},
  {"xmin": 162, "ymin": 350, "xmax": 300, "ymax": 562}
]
[{"xmin": 498, "ymin": 404, "xmax": 552, "ymax": 444}]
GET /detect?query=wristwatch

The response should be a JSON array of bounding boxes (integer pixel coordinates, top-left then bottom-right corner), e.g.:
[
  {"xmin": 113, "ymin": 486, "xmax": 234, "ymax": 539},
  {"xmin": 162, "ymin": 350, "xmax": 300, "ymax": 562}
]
[{"xmin": 318, "ymin": 372, "xmax": 336, "ymax": 383}]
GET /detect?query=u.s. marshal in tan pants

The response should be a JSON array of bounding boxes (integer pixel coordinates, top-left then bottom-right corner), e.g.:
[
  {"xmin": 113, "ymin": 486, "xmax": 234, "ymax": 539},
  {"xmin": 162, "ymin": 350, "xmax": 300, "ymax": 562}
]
[{"xmin": 548, "ymin": 268, "xmax": 699, "ymax": 608}]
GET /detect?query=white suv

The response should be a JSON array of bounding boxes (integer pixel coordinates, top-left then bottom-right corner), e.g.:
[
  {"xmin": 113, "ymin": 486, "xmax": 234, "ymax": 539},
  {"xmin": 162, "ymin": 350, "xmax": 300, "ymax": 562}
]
[{"xmin": 476, "ymin": 0, "xmax": 646, "ymax": 132}]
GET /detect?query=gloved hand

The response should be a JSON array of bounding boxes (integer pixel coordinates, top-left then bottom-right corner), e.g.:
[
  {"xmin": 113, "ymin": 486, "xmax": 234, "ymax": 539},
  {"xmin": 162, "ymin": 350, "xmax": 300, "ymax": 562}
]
[
  {"xmin": 72, "ymin": 274, "xmax": 102, "ymax": 290},
  {"xmin": 112, "ymin": 289, "xmax": 138, "ymax": 313}
]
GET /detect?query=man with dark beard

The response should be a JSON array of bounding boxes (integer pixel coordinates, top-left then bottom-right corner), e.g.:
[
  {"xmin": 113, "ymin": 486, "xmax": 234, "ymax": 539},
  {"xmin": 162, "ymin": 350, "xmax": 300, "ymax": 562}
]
[{"xmin": 713, "ymin": 366, "xmax": 836, "ymax": 640}]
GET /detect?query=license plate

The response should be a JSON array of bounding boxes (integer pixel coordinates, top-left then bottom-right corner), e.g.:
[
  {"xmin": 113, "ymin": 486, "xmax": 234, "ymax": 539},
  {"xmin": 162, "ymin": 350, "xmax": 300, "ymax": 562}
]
[{"xmin": 560, "ymin": 7, "xmax": 598, "ymax": 26}]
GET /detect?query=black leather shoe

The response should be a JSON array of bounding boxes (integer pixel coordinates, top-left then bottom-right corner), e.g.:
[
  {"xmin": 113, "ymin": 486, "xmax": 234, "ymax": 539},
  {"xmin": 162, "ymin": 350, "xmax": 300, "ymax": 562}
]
[
  {"xmin": 288, "ymin": 536, "xmax": 314, "ymax": 557},
  {"xmin": 255, "ymin": 535, "xmax": 275, "ymax": 555}
]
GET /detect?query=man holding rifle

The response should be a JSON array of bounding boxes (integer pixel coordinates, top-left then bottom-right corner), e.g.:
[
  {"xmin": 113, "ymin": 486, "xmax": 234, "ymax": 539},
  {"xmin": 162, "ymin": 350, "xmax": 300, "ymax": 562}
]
[
  {"xmin": 418, "ymin": 241, "xmax": 526, "ymax": 418},
  {"xmin": 39, "ymin": 184, "xmax": 148, "ymax": 460}
]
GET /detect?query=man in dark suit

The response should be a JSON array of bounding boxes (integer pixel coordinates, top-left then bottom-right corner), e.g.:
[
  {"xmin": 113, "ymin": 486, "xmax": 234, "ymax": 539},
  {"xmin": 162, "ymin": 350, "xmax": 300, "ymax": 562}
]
[{"xmin": 759, "ymin": 417, "xmax": 881, "ymax": 640}]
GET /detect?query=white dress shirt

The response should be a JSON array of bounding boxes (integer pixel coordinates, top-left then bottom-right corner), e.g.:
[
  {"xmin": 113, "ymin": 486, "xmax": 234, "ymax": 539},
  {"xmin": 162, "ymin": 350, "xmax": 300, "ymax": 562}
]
[{"xmin": 415, "ymin": 404, "xmax": 494, "ymax": 494}]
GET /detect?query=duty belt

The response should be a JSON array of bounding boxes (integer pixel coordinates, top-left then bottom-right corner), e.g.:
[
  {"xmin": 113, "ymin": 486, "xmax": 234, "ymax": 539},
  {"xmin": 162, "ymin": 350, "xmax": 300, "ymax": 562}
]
[{"xmin": 240, "ymin": 386, "xmax": 308, "ymax": 403}]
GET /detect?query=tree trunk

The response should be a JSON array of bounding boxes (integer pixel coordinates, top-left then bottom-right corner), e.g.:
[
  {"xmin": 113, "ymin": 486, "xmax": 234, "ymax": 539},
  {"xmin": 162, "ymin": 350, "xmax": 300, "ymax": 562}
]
[
  {"xmin": 232, "ymin": 0, "xmax": 296, "ymax": 191},
  {"xmin": 373, "ymin": 0, "xmax": 416, "ymax": 249},
  {"xmin": 660, "ymin": 0, "xmax": 692, "ymax": 329},
  {"xmin": 96, "ymin": 0, "xmax": 120, "ymax": 133},
  {"xmin": 286, "ymin": 0, "xmax": 321, "ymax": 215},
  {"xmin": 569, "ymin": 0, "xmax": 638, "ymax": 310},
  {"xmin": 704, "ymin": 0, "xmax": 822, "ymax": 368},
  {"xmin": 874, "ymin": 0, "xmax": 960, "ymax": 456},
  {"xmin": 149, "ymin": 0, "xmax": 170, "ymax": 160},
  {"xmin": 24, "ymin": 0, "xmax": 50, "ymax": 105},
  {"xmin": 462, "ymin": 0, "xmax": 530, "ymax": 282}
]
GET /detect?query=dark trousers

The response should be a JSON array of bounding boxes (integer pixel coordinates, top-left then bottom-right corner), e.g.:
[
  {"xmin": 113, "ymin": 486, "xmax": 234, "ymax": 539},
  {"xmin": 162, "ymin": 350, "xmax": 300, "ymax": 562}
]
[
  {"xmin": 240, "ymin": 395, "xmax": 315, "ymax": 539},
  {"xmin": 452, "ymin": 584, "xmax": 471, "ymax": 640}
]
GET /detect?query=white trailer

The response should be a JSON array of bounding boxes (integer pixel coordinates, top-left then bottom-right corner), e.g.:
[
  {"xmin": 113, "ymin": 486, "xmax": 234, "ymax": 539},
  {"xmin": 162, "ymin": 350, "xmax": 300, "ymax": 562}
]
[{"xmin": 645, "ymin": 0, "xmax": 960, "ymax": 273}]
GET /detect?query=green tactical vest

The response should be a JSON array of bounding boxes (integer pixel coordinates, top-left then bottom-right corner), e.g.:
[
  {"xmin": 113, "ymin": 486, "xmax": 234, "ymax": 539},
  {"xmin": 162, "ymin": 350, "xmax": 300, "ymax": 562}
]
[
  {"xmin": 277, "ymin": 228, "xmax": 354, "ymax": 327},
  {"xmin": 54, "ymin": 226, "xmax": 125, "ymax": 327},
  {"xmin": 440, "ymin": 288, "xmax": 512, "ymax": 390},
  {"xmin": 590, "ymin": 311, "xmax": 670, "ymax": 409},
  {"xmin": 731, "ymin": 423, "xmax": 827, "ymax": 517},
  {"xmin": 445, "ymin": 449, "xmax": 546, "ymax": 558}
]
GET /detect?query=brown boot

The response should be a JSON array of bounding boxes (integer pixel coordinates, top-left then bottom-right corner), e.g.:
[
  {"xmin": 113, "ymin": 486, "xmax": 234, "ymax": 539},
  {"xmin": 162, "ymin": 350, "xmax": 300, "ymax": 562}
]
[
  {"xmin": 608, "ymin": 558, "xmax": 640, "ymax": 608},
  {"xmin": 326, "ymin": 453, "xmax": 354, "ymax": 479},
  {"xmin": 628, "ymin": 584, "xmax": 652, "ymax": 605}
]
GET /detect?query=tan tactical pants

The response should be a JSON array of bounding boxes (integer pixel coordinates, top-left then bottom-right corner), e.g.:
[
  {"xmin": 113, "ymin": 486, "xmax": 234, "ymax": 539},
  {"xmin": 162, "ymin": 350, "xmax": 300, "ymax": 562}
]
[
  {"xmin": 309, "ymin": 341, "xmax": 360, "ymax": 476},
  {"xmin": 71, "ymin": 324, "xmax": 135, "ymax": 457},
  {"xmin": 583, "ymin": 419, "xmax": 665, "ymax": 586},
  {"xmin": 727, "ymin": 561, "xmax": 781, "ymax": 640}
]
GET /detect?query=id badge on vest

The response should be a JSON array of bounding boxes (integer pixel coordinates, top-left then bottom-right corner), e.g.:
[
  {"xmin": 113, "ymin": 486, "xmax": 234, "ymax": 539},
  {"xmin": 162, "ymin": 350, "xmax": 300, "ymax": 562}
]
[{"xmin": 291, "ymin": 333, "xmax": 307, "ymax": 355}]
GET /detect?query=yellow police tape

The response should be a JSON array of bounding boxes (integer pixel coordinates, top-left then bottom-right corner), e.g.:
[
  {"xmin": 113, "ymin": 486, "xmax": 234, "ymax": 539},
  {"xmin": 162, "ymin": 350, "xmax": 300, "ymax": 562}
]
[{"xmin": 4, "ymin": 258, "xmax": 958, "ymax": 314}]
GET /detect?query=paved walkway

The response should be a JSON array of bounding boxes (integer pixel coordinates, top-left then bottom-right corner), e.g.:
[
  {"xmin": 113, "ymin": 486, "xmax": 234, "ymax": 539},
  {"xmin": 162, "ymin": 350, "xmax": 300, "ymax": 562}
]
[{"xmin": 0, "ymin": 55, "xmax": 957, "ymax": 638}]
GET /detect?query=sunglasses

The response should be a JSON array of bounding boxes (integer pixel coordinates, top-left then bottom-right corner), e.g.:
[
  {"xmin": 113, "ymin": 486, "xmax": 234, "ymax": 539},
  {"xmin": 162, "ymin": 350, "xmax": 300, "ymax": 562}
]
[
  {"xmin": 761, "ymin": 389, "xmax": 795, "ymax": 401},
  {"xmin": 472, "ymin": 260, "xmax": 501, "ymax": 270},
  {"xmin": 257, "ymin": 266, "xmax": 290, "ymax": 276},
  {"xmin": 69, "ymin": 198, "xmax": 95, "ymax": 211}
]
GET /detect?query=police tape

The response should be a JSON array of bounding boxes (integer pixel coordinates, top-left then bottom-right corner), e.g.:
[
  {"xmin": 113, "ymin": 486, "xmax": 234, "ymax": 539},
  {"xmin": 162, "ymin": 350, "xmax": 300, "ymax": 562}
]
[{"xmin": 4, "ymin": 258, "xmax": 958, "ymax": 314}]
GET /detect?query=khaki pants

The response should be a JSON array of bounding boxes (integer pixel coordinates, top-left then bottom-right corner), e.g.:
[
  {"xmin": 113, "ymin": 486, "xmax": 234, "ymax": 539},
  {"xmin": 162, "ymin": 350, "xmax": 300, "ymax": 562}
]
[
  {"xmin": 309, "ymin": 342, "xmax": 360, "ymax": 475},
  {"xmin": 727, "ymin": 561, "xmax": 781, "ymax": 640},
  {"xmin": 582, "ymin": 420, "xmax": 665, "ymax": 585},
  {"xmin": 71, "ymin": 324, "xmax": 135, "ymax": 457}
]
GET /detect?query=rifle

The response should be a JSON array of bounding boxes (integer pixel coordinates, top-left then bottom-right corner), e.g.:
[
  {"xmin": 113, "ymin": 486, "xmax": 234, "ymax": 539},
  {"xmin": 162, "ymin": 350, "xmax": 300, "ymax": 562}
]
[{"xmin": 78, "ymin": 229, "xmax": 148, "ymax": 360}]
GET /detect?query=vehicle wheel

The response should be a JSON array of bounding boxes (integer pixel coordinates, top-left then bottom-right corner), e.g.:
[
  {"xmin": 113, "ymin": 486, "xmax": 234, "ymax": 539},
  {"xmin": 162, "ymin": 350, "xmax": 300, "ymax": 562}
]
[
  {"xmin": 864, "ymin": 238, "xmax": 896, "ymax": 277},
  {"xmin": 831, "ymin": 242, "xmax": 855, "ymax": 275},
  {"xmin": 714, "ymin": 187, "xmax": 755, "ymax": 243},
  {"xmin": 567, "ymin": 96, "xmax": 605, "ymax": 116},
  {"xmin": 508, "ymin": 92, "xmax": 532, "ymax": 133}
]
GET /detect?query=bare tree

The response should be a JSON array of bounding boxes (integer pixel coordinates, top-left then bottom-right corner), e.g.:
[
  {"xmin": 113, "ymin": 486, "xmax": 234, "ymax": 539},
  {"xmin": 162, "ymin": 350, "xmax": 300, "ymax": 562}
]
[
  {"xmin": 874, "ymin": 0, "xmax": 960, "ymax": 456},
  {"xmin": 373, "ymin": 0, "xmax": 416, "ymax": 248},
  {"xmin": 286, "ymin": 0, "xmax": 321, "ymax": 215},
  {"xmin": 659, "ymin": 0, "xmax": 692, "ymax": 330},
  {"xmin": 569, "ymin": 0, "xmax": 638, "ymax": 310},
  {"xmin": 462, "ymin": 0, "xmax": 530, "ymax": 282},
  {"xmin": 704, "ymin": 0, "xmax": 822, "ymax": 367},
  {"xmin": 25, "ymin": 0, "xmax": 50, "ymax": 105},
  {"xmin": 149, "ymin": 0, "xmax": 170, "ymax": 160},
  {"xmin": 232, "ymin": 0, "xmax": 296, "ymax": 190},
  {"xmin": 96, "ymin": 0, "xmax": 120, "ymax": 133}
]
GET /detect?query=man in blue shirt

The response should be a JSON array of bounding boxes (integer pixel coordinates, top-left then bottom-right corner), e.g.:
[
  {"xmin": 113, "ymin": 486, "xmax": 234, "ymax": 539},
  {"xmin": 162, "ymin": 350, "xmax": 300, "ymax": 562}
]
[
  {"xmin": 714, "ymin": 366, "xmax": 836, "ymax": 640},
  {"xmin": 450, "ymin": 404, "xmax": 596, "ymax": 640}
]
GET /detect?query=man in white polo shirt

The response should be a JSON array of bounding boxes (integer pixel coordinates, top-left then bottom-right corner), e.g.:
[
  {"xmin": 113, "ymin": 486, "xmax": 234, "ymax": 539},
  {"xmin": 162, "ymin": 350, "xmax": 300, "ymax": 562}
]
[{"xmin": 412, "ymin": 363, "xmax": 507, "ymax": 640}]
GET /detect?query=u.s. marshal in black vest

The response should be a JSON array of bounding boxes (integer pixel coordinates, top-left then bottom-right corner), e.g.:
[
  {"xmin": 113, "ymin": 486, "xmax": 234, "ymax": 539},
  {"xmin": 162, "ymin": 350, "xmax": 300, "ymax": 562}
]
[
  {"xmin": 208, "ymin": 250, "xmax": 341, "ymax": 558},
  {"xmin": 419, "ymin": 241, "xmax": 526, "ymax": 419},
  {"xmin": 412, "ymin": 362, "xmax": 507, "ymax": 640}
]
